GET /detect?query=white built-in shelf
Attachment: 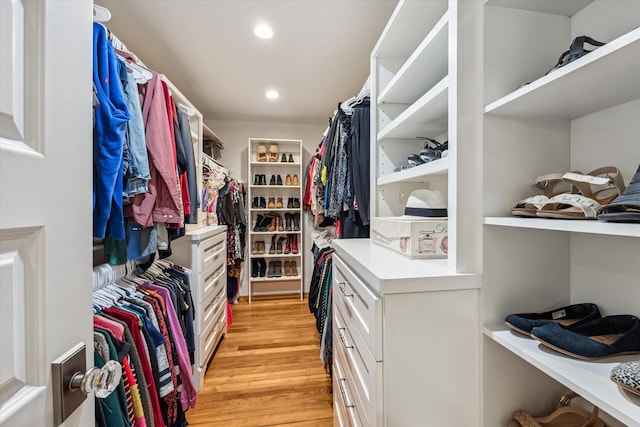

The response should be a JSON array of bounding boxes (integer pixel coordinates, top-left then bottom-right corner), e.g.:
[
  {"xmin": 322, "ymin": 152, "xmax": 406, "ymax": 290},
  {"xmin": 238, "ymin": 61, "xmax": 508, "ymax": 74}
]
[
  {"xmin": 378, "ymin": 11, "xmax": 449, "ymax": 105},
  {"xmin": 249, "ymin": 161, "xmax": 301, "ymax": 167},
  {"xmin": 378, "ymin": 76, "xmax": 449, "ymax": 141},
  {"xmin": 378, "ymin": 157, "xmax": 448, "ymax": 186},
  {"xmin": 249, "ymin": 254, "xmax": 301, "ymax": 259},
  {"xmin": 485, "ymin": 0, "xmax": 594, "ymax": 17},
  {"xmin": 484, "ymin": 216, "xmax": 640, "ymax": 238},
  {"xmin": 249, "ymin": 276, "xmax": 302, "ymax": 282},
  {"xmin": 332, "ymin": 239, "xmax": 480, "ymax": 295},
  {"xmin": 485, "ymin": 28, "xmax": 640, "ymax": 120},
  {"xmin": 250, "ymin": 231, "xmax": 301, "ymax": 235},
  {"xmin": 202, "ymin": 123, "xmax": 222, "ymax": 142},
  {"xmin": 249, "ymin": 185, "xmax": 300, "ymax": 189},
  {"xmin": 251, "ymin": 208, "xmax": 302, "ymax": 212},
  {"xmin": 372, "ymin": 0, "xmax": 448, "ymax": 58},
  {"xmin": 484, "ymin": 326, "xmax": 640, "ymax": 426}
]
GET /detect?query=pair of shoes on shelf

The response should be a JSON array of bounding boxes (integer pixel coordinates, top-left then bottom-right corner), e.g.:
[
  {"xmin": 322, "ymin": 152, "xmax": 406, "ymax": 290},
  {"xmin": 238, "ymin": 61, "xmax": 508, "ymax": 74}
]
[
  {"xmin": 284, "ymin": 213, "xmax": 300, "ymax": 231},
  {"xmin": 253, "ymin": 174, "xmax": 267, "ymax": 185},
  {"xmin": 280, "ymin": 153, "xmax": 294, "ymax": 163},
  {"xmin": 263, "ymin": 197, "xmax": 283, "ymax": 209},
  {"xmin": 250, "ymin": 240, "xmax": 265, "ymax": 255},
  {"xmin": 286, "ymin": 197, "xmax": 301, "ymax": 209},
  {"xmin": 511, "ymin": 166, "xmax": 626, "ymax": 219},
  {"xmin": 406, "ymin": 137, "xmax": 448, "ymax": 166},
  {"xmin": 269, "ymin": 175, "xmax": 283, "ymax": 186},
  {"xmin": 267, "ymin": 261, "xmax": 283, "ymax": 277},
  {"xmin": 269, "ymin": 235, "xmax": 287, "ymax": 254},
  {"xmin": 508, "ymin": 391, "xmax": 605, "ymax": 427},
  {"xmin": 284, "ymin": 174, "xmax": 299, "ymax": 186},
  {"xmin": 505, "ymin": 303, "xmax": 640, "ymax": 360},
  {"xmin": 251, "ymin": 258, "xmax": 267, "ymax": 277},
  {"xmin": 284, "ymin": 261, "xmax": 298, "ymax": 276},
  {"xmin": 253, "ymin": 214, "xmax": 273, "ymax": 231},
  {"xmin": 283, "ymin": 234, "xmax": 298, "ymax": 254},
  {"xmin": 252, "ymin": 197, "xmax": 267, "ymax": 209}
]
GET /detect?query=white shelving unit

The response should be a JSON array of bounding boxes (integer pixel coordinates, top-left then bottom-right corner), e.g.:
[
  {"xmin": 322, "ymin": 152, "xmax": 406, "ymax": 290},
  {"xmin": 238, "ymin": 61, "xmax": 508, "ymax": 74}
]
[
  {"xmin": 247, "ymin": 138, "xmax": 303, "ymax": 303},
  {"xmin": 482, "ymin": 1, "xmax": 640, "ymax": 426},
  {"xmin": 331, "ymin": 1, "xmax": 484, "ymax": 425}
]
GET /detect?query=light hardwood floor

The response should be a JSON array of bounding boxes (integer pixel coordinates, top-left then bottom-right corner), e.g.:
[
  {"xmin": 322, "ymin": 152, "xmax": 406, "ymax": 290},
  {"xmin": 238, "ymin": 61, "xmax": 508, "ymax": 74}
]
[{"xmin": 187, "ymin": 294, "xmax": 333, "ymax": 426}]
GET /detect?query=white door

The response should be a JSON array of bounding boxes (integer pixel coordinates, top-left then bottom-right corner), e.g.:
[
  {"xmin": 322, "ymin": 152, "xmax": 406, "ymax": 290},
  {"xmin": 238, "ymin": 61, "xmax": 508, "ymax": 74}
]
[{"xmin": 0, "ymin": 1, "xmax": 94, "ymax": 426}]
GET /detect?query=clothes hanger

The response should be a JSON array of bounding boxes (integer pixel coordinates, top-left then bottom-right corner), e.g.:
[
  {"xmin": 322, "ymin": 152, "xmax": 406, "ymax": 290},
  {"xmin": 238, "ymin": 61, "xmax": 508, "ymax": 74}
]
[
  {"xmin": 117, "ymin": 55, "xmax": 153, "ymax": 84},
  {"xmin": 93, "ymin": 5, "xmax": 111, "ymax": 23}
]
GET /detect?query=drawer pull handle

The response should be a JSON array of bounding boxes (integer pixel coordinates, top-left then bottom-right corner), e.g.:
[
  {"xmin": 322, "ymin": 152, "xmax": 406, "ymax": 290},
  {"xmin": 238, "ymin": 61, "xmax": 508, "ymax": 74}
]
[
  {"xmin": 338, "ymin": 378, "xmax": 355, "ymax": 408},
  {"xmin": 212, "ymin": 319, "xmax": 225, "ymax": 332},
  {"xmin": 338, "ymin": 328, "xmax": 354, "ymax": 349},
  {"xmin": 338, "ymin": 282, "xmax": 353, "ymax": 298}
]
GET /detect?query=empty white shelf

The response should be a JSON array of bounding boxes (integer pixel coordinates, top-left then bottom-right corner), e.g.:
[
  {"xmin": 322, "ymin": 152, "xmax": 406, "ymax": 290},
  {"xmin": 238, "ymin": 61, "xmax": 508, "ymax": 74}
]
[{"xmin": 484, "ymin": 216, "xmax": 640, "ymax": 238}]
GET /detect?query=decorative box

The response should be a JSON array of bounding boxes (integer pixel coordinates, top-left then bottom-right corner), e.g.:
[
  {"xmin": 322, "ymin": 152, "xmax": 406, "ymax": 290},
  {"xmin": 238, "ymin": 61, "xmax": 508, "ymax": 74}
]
[{"xmin": 371, "ymin": 216, "xmax": 448, "ymax": 259}]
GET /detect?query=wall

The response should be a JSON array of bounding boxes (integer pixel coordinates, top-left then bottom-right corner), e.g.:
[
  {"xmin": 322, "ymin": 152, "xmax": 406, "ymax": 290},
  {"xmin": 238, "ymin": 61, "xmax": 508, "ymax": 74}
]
[{"xmin": 206, "ymin": 119, "xmax": 328, "ymax": 297}]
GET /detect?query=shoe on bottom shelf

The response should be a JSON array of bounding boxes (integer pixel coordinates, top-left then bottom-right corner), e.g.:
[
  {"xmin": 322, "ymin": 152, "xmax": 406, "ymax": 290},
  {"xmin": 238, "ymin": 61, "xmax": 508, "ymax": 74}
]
[
  {"xmin": 505, "ymin": 303, "xmax": 601, "ymax": 335},
  {"xmin": 610, "ymin": 360, "xmax": 640, "ymax": 396},
  {"xmin": 508, "ymin": 391, "xmax": 604, "ymax": 427},
  {"xmin": 530, "ymin": 314, "xmax": 640, "ymax": 360}
]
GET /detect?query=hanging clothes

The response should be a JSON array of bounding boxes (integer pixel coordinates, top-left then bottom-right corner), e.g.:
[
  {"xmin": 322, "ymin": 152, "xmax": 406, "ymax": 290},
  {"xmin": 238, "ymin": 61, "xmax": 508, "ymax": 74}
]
[{"xmin": 93, "ymin": 22, "xmax": 130, "ymax": 241}]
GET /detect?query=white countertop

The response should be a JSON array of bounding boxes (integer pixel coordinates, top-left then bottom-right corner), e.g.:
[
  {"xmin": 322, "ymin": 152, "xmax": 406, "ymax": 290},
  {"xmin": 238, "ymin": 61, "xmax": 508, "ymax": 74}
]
[{"xmin": 332, "ymin": 238, "xmax": 480, "ymax": 295}]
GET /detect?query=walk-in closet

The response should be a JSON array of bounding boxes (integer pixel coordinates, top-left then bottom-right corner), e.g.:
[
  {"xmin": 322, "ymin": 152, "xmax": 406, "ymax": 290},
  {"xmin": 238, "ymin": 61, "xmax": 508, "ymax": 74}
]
[{"xmin": 1, "ymin": 1, "xmax": 638, "ymax": 426}]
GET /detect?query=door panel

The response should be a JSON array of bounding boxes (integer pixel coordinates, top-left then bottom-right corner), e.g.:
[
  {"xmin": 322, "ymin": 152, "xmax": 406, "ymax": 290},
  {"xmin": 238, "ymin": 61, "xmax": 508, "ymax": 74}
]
[{"xmin": 0, "ymin": 1, "xmax": 93, "ymax": 426}]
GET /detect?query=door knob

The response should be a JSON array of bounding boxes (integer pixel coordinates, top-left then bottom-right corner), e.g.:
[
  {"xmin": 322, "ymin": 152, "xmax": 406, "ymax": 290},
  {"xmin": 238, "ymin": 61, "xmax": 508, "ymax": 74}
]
[
  {"xmin": 52, "ymin": 343, "xmax": 122, "ymax": 426},
  {"xmin": 69, "ymin": 359, "xmax": 122, "ymax": 398}
]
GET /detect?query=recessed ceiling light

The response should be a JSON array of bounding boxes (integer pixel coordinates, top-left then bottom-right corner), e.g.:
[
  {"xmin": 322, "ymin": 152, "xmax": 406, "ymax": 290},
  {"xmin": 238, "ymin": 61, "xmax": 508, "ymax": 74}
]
[
  {"xmin": 265, "ymin": 89, "xmax": 280, "ymax": 100},
  {"xmin": 254, "ymin": 24, "xmax": 273, "ymax": 40}
]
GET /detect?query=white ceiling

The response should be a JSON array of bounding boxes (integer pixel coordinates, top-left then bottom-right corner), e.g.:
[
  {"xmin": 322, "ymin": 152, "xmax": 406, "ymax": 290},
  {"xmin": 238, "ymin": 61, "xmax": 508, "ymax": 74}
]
[{"xmin": 97, "ymin": 0, "xmax": 398, "ymax": 124}]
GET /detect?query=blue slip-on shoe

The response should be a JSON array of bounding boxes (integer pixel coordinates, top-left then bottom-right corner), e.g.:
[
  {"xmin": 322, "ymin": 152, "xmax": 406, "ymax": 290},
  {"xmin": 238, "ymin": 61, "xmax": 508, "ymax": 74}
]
[
  {"xmin": 505, "ymin": 303, "xmax": 601, "ymax": 335},
  {"xmin": 531, "ymin": 315, "xmax": 640, "ymax": 360}
]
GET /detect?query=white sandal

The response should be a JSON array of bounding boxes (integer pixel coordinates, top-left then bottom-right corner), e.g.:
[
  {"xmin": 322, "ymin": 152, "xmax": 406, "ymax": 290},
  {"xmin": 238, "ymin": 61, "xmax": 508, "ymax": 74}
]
[{"xmin": 511, "ymin": 173, "xmax": 575, "ymax": 217}]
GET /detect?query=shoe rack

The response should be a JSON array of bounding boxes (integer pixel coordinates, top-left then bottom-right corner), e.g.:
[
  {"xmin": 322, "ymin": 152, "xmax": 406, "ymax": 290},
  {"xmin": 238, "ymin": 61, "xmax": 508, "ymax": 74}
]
[
  {"xmin": 247, "ymin": 138, "xmax": 304, "ymax": 303},
  {"xmin": 481, "ymin": 1, "xmax": 640, "ymax": 426}
]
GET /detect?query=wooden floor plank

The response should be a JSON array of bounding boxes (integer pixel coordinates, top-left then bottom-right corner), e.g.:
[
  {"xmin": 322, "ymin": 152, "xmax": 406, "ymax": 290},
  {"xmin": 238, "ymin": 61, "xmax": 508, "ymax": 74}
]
[{"xmin": 187, "ymin": 294, "xmax": 333, "ymax": 426}]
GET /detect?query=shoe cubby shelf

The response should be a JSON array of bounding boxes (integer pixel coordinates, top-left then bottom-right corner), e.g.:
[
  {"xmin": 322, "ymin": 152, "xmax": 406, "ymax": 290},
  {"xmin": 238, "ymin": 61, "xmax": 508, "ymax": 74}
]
[
  {"xmin": 250, "ymin": 231, "xmax": 301, "ymax": 235},
  {"xmin": 249, "ymin": 162, "xmax": 301, "ymax": 167},
  {"xmin": 484, "ymin": 325, "xmax": 640, "ymax": 426},
  {"xmin": 377, "ymin": 11, "xmax": 449, "ymax": 106},
  {"xmin": 248, "ymin": 138, "xmax": 303, "ymax": 303},
  {"xmin": 377, "ymin": 76, "xmax": 448, "ymax": 141},
  {"xmin": 484, "ymin": 217, "xmax": 640, "ymax": 238},
  {"xmin": 251, "ymin": 208, "xmax": 301, "ymax": 212},
  {"xmin": 485, "ymin": 28, "xmax": 640, "ymax": 120},
  {"xmin": 249, "ymin": 276, "xmax": 301, "ymax": 283},
  {"xmin": 377, "ymin": 157, "xmax": 448, "ymax": 186},
  {"xmin": 482, "ymin": 2, "xmax": 639, "ymax": 426},
  {"xmin": 250, "ymin": 185, "xmax": 299, "ymax": 189},
  {"xmin": 249, "ymin": 254, "xmax": 301, "ymax": 259}
]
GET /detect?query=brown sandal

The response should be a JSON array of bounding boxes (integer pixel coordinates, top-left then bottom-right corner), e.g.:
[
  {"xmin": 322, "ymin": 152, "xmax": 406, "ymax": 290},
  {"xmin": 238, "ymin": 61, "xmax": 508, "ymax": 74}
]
[{"xmin": 510, "ymin": 392, "xmax": 605, "ymax": 427}]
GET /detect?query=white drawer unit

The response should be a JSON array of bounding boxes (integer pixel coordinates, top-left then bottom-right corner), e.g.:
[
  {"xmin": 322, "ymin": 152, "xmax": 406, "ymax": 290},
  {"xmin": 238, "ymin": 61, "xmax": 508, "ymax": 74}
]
[
  {"xmin": 332, "ymin": 240, "xmax": 481, "ymax": 426},
  {"xmin": 169, "ymin": 225, "xmax": 228, "ymax": 390},
  {"xmin": 334, "ymin": 299, "xmax": 381, "ymax": 427},
  {"xmin": 333, "ymin": 256, "xmax": 382, "ymax": 361}
]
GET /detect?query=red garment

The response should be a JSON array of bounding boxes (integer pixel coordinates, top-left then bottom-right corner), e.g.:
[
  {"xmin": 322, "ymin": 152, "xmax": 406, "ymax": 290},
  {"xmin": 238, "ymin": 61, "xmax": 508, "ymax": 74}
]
[{"xmin": 104, "ymin": 307, "xmax": 167, "ymax": 427}]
